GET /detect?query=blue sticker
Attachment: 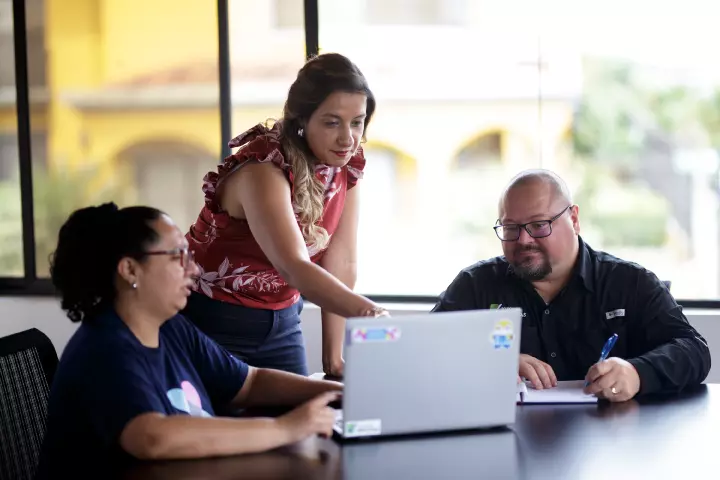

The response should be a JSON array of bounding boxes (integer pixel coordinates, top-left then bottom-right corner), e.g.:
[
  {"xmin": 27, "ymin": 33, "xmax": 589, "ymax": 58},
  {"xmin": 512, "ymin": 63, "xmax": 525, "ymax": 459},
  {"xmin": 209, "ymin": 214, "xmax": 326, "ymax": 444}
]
[
  {"xmin": 490, "ymin": 320, "xmax": 514, "ymax": 349},
  {"xmin": 350, "ymin": 326, "xmax": 401, "ymax": 344}
]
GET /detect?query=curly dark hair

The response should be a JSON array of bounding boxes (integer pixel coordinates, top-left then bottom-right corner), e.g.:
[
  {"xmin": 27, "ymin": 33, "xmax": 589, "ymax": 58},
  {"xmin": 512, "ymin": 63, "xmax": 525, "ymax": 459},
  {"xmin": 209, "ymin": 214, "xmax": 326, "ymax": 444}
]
[{"xmin": 49, "ymin": 203, "xmax": 165, "ymax": 322}]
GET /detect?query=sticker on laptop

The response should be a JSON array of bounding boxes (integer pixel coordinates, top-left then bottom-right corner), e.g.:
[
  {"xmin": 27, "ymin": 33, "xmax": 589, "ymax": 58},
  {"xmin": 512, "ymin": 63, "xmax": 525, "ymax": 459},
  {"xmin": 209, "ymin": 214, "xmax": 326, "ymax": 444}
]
[
  {"xmin": 344, "ymin": 419, "xmax": 382, "ymax": 438},
  {"xmin": 350, "ymin": 326, "xmax": 401, "ymax": 344},
  {"xmin": 490, "ymin": 319, "xmax": 514, "ymax": 350}
]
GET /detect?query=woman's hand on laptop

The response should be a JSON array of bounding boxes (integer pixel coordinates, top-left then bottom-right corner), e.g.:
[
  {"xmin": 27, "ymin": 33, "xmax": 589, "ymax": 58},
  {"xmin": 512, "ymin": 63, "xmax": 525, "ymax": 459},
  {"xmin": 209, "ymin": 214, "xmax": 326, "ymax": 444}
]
[
  {"xmin": 275, "ymin": 391, "xmax": 339, "ymax": 442},
  {"xmin": 519, "ymin": 354, "xmax": 557, "ymax": 390},
  {"xmin": 323, "ymin": 357, "xmax": 344, "ymax": 378},
  {"xmin": 360, "ymin": 306, "xmax": 390, "ymax": 317},
  {"xmin": 321, "ymin": 308, "xmax": 389, "ymax": 378}
]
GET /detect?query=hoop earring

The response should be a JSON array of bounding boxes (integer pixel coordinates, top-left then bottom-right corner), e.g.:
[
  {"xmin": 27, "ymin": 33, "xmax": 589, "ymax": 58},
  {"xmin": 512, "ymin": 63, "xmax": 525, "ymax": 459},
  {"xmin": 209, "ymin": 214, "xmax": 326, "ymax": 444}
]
[{"xmin": 297, "ymin": 128, "xmax": 304, "ymax": 137}]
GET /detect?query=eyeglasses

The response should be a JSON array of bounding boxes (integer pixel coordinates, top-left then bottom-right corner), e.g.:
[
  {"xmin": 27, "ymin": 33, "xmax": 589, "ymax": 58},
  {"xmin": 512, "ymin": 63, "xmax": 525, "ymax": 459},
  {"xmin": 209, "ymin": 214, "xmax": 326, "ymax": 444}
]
[
  {"xmin": 494, "ymin": 205, "xmax": 572, "ymax": 242},
  {"xmin": 143, "ymin": 247, "xmax": 195, "ymax": 270}
]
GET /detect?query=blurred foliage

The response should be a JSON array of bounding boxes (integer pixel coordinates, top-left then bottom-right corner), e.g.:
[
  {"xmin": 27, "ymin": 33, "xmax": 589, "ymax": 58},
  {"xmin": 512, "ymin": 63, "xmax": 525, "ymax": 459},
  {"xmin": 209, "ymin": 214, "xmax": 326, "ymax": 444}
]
[
  {"xmin": 574, "ymin": 163, "xmax": 669, "ymax": 248},
  {"xmin": 592, "ymin": 211, "xmax": 667, "ymax": 247},
  {"xmin": 572, "ymin": 57, "xmax": 720, "ymax": 168},
  {"xmin": 569, "ymin": 57, "xmax": 720, "ymax": 247},
  {"xmin": 0, "ymin": 180, "xmax": 23, "ymax": 276},
  {"xmin": 572, "ymin": 60, "xmax": 647, "ymax": 164},
  {"xmin": 699, "ymin": 89, "xmax": 720, "ymax": 147},
  {"xmin": 0, "ymin": 165, "xmax": 129, "ymax": 277}
]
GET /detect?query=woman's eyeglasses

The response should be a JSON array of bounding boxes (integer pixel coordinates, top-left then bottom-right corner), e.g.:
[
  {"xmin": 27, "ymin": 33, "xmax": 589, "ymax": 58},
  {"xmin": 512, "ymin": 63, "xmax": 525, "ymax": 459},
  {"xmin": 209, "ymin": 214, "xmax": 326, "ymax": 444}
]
[{"xmin": 143, "ymin": 247, "xmax": 195, "ymax": 270}]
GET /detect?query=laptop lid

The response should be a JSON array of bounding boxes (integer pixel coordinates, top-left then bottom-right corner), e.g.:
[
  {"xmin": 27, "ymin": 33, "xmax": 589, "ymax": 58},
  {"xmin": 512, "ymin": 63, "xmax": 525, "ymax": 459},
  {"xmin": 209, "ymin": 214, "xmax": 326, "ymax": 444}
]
[{"xmin": 339, "ymin": 308, "xmax": 522, "ymax": 439}]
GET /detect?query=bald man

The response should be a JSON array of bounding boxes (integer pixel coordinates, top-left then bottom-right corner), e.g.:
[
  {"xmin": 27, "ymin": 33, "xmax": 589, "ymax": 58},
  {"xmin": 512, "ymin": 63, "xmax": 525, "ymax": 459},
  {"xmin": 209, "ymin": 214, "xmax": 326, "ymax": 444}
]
[{"xmin": 433, "ymin": 169, "xmax": 711, "ymax": 402}]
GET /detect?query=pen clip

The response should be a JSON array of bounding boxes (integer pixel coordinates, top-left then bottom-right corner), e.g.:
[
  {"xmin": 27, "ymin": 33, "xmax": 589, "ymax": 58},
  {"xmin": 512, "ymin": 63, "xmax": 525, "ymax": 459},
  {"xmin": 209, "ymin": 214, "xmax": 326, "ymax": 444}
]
[
  {"xmin": 585, "ymin": 333, "xmax": 619, "ymax": 388},
  {"xmin": 599, "ymin": 333, "xmax": 619, "ymax": 362}
]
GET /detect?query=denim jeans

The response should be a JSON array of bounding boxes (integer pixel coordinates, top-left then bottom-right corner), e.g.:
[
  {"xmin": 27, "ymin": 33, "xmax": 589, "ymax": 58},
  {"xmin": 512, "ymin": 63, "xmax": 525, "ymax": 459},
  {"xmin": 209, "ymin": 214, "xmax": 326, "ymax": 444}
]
[{"xmin": 182, "ymin": 292, "xmax": 308, "ymax": 376}]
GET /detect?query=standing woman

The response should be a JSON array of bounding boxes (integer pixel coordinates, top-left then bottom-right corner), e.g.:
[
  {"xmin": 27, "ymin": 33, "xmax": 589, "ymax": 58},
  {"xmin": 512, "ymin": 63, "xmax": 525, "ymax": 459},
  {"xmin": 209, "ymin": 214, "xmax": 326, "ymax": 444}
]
[{"xmin": 184, "ymin": 53, "xmax": 386, "ymax": 377}]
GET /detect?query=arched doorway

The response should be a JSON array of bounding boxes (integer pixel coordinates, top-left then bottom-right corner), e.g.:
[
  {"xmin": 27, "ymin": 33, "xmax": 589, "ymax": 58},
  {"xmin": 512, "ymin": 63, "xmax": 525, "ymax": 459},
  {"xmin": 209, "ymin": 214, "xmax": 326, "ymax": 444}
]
[
  {"xmin": 448, "ymin": 130, "xmax": 508, "ymax": 260},
  {"xmin": 454, "ymin": 131, "xmax": 503, "ymax": 168},
  {"xmin": 117, "ymin": 140, "xmax": 216, "ymax": 232}
]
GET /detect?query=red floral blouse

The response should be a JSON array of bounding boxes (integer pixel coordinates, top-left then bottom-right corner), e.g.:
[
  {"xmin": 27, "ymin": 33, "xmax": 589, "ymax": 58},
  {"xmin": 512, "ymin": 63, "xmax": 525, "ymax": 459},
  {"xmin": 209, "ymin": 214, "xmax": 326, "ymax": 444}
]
[{"xmin": 186, "ymin": 123, "xmax": 365, "ymax": 310}]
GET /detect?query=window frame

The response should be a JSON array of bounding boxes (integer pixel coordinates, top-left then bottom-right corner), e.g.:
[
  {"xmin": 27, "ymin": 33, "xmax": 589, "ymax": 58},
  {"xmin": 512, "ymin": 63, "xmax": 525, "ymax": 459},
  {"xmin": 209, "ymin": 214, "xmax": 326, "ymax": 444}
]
[{"xmin": 1, "ymin": 0, "xmax": 717, "ymax": 309}]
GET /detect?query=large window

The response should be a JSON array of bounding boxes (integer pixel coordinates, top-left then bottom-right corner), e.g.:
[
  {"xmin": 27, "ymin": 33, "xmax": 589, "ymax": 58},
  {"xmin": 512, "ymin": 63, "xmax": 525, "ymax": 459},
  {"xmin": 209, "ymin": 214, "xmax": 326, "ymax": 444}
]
[
  {"xmin": 318, "ymin": 1, "xmax": 548, "ymax": 295},
  {"xmin": 4, "ymin": 0, "xmax": 720, "ymax": 304},
  {"xmin": 229, "ymin": 0, "xmax": 306, "ymax": 133},
  {"xmin": 319, "ymin": 0, "xmax": 720, "ymax": 300},
  {"xmin": 16, "ymin": 0, "xmax": 220, "ymax": 278},
  {"xmin": 365, "ymin": 0, "xmax": 466, "ymax": 25},
  {"xmin": 0, "ymin": 0, "xmax": 23, "ymax": 277},
  {"xmin": 273, "ymin": 0, "xmax": 304, "ymax": 29},
  {"xmin": 539, "ymin": 6, "xmax": 720, "ymax": 301}
]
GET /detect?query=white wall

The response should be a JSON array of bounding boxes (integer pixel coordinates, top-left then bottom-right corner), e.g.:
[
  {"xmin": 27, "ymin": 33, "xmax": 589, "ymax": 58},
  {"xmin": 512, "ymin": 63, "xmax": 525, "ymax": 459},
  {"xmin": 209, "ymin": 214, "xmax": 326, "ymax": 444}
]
[{"xmin": 1, "ymin": 297, "xmax": 718, "ymax": 382}]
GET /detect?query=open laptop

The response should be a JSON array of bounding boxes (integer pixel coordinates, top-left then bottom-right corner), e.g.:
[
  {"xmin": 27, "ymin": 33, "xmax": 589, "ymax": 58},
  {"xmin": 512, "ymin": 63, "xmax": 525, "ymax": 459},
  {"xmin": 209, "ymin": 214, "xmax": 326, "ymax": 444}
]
[{"xmin": 332, "ymin": 308, "xmax": 522, "ymax": 441}]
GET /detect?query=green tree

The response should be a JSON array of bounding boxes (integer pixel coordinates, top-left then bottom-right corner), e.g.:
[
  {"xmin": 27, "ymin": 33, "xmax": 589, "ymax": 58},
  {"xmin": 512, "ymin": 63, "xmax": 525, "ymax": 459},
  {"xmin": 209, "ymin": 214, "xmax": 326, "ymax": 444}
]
[
  {"xmin": 571, "ymin": 58, "xmax": 717, "ymax": 167},
  {"xmin": 0, "ymin": 166, "xmax": 129, "ymax": 277},
  {"xmin": 699, "ymin": 89, "xmax": 720, "ymax": 148},
  {"xmin": 569, "ymin": 57, "xmax": 709, "ymax": 248},
  {"xmin": 571, "ymin": 59, "xmax": 648, "ymax": 166},
  {"xmin": 0, "ymin": 180, "xmax": 24, "ymax": 276}
]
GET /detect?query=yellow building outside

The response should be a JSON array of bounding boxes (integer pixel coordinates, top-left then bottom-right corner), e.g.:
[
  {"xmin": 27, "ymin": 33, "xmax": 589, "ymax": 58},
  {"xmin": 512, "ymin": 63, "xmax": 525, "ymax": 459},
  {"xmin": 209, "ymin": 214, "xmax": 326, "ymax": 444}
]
[{"xmin": 0, "ymin": 0, "xmax": 578, "ymax": 293}]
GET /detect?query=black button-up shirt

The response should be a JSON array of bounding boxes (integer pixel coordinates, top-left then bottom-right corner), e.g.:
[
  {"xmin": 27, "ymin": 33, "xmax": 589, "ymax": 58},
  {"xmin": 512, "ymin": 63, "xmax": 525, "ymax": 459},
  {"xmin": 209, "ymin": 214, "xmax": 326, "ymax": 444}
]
[{"xmin": 432, "ymin": 237, "xmax": 711, "ymax": 395}]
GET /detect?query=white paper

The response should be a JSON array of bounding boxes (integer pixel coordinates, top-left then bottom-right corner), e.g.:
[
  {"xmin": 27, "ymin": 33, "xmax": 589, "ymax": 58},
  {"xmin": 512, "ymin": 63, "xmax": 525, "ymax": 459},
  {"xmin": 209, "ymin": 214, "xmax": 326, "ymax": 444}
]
[{"xmin": 517, "ymin": 380, "xmax": 598, "ymax": 404}]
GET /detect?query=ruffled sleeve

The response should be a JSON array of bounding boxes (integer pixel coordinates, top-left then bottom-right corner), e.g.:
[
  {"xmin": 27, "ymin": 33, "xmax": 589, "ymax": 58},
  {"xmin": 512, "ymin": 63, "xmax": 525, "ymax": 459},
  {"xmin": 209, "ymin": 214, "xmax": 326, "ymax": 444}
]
[
  {"xmin": 201, "ymin": 123, "xmax": 292, "ymax": 212},
  {"xmin": 346, "ymin": 146, "xmax": 366, "ymax": 190}
]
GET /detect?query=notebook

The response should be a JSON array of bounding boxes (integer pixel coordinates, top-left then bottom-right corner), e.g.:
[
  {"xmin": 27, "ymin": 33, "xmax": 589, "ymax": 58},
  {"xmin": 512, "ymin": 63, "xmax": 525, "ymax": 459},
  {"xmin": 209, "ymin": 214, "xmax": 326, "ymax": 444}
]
[{"xmin": 517, "ymin": 380, "xmax": 598, "ymax": 404}]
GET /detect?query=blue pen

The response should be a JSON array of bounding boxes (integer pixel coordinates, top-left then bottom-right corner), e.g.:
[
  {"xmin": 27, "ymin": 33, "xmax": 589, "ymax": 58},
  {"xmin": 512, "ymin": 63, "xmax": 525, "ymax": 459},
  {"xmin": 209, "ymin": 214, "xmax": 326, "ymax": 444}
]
[{"xmin": 584, "ymin": 333, "xmax": 618, "ymax": 387}]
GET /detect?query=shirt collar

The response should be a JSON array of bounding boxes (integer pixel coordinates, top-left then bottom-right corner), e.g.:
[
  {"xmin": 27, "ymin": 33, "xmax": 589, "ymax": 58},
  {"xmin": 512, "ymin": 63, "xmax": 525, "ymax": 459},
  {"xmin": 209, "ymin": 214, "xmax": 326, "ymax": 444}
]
[
  {"xmin": 504, "ymin": 236, "xmax": 595, "ymax": 293},
  {"xmin": 574, "ymin": 236, "xmax": 595, "ymax": 293}
]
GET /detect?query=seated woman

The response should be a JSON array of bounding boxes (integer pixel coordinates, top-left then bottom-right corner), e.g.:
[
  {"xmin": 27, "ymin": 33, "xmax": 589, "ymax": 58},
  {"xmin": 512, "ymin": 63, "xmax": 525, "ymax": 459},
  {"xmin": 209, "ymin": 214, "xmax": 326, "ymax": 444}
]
[
  {"xmin": 183, "ymin": 52, "xmax": 387, "ymax": 378},
  {"xmin": 35, "ymin": 203, "xmax": 342, "ymax": 477}
]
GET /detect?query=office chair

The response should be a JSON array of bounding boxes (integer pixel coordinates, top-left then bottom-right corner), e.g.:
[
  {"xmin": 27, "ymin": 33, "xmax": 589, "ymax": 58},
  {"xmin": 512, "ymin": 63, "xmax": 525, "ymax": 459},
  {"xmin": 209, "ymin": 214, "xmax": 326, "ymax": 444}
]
[{"xmin": 0, "ymin": 328, "xmax": 58, "ymax": 480}]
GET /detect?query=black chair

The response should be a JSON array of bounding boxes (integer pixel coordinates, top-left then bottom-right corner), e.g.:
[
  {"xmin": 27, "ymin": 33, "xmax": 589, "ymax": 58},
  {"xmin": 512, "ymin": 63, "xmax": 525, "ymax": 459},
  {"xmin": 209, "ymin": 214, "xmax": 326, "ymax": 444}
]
[{"xmin": 0, "ymin": 328, "xmax": 59, "ymax": 480}]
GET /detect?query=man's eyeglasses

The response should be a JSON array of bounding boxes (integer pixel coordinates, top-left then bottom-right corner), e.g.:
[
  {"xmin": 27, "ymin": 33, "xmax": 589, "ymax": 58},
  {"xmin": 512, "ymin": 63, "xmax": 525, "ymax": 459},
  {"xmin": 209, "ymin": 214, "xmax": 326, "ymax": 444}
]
[
  {"xmin": 143, "ymin": 247, "xmax": 195, "ymax": 269},
  {"xmin": 494, "ymin": 205, "xmax": 572, "ymax": 242}
]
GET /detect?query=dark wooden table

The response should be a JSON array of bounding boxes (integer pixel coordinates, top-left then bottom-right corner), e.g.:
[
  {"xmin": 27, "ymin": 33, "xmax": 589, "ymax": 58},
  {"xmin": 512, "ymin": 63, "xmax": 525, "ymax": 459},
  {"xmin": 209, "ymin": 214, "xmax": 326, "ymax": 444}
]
[{"xmin": 125, "ymin": 384, "xmax": 718, "ymax": 480}]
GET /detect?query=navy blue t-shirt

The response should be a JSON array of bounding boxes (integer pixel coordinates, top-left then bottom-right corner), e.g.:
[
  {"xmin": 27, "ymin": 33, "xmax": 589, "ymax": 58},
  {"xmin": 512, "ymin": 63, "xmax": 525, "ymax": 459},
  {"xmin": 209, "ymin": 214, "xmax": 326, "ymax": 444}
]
[{"xmin": 35, "ymin": 310, "xmax": 249, "ymax": 477}]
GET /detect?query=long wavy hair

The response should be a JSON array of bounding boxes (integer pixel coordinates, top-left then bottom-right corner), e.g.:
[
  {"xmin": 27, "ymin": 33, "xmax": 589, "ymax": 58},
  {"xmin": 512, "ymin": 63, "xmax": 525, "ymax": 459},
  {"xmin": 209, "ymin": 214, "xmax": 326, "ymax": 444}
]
[{"xmin": 279, "ymin": 53, "xmax": 375, "ymax": 250}]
